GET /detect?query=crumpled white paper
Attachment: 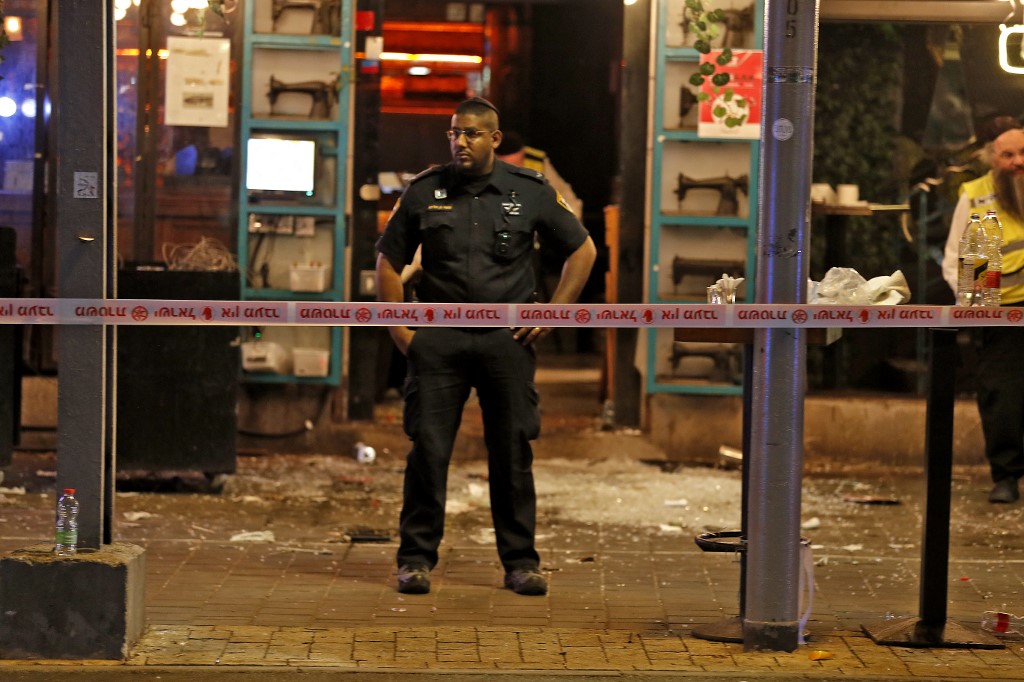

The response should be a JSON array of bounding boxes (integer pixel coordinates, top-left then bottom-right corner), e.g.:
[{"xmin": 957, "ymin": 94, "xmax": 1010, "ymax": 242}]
[{"xmin": 810, "ymin": 267, "xmax": 910, "ymax": 305}]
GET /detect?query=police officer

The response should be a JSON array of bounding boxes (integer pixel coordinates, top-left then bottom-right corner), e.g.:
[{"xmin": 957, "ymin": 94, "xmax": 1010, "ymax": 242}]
[{"xmin": 375, "ymin": 97, "xmax": 596, "ymax": 595}]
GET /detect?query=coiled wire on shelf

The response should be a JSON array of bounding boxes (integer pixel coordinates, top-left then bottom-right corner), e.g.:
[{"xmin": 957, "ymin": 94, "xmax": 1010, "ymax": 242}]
[{"xmin": 162, "ymin": 236, "xmax": 239, "ymax": 273}]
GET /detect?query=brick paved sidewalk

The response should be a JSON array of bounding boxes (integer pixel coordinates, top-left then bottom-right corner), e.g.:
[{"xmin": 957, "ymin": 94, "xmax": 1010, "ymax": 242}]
[{"xmin": 2, "ymin": 450, "xmax": 1024, "ymax": 679}]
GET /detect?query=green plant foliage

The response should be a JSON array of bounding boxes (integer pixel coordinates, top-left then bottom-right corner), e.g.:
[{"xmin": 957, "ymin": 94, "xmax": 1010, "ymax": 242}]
[
  {"xmin": 813, "ymin": 24, "xmax": 904, "ymax": 278},
  {"xmin": 809, "ymin": 24, "xmax": 905, "ymax": 390},
  {"xmin": 683, "ymin": 0, "xmax": 748, "ymax": 127}
]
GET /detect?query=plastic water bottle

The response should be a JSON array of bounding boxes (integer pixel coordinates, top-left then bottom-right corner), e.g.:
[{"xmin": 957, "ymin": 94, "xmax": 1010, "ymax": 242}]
[
  {"xmin": 958, "ymin": 213, "xmax": 986, "ymax": 306},
  {"xmin": 981, "ymin": 610, "xmax": 1023, "ymax": 636},
  {"xmin": 981, "ymin": 210, "xmax": 1004, "ymax": 307},
  {"xmin": 984, "ymin": 235, "xmax": 1003, "ymax": 307},
  {"xmin": 54, "ymin": 488, "xmax": 79, "ymax": 556}
]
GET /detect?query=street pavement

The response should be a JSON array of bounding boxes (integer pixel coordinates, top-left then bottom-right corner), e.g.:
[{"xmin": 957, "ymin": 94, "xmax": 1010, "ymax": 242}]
[{"xmin": 1, "ymin": 355, "xmax": 1023, "ymax": 680}]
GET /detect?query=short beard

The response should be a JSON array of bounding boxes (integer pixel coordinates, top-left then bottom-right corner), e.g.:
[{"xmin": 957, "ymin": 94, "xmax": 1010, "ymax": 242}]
[{"xmin": 994, "ymin": 168, "xmax": 1024, "ymax": 222}]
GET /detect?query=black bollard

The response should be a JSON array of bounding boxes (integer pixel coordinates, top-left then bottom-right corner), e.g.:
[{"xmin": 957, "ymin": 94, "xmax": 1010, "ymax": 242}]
[{"xmin": 862, "ymin": 327, "xmax": 1001, "ymax": 648}]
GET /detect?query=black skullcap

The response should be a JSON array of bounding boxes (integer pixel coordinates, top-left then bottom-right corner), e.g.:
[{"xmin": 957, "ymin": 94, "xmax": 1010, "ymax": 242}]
[
  {"xmin": 977, "ymin": 115, "xmax": 1023, "ymax": 144},
  {"xmin": 496, "ymin": 130, "xmax": 524, "ymax": 156},
  {"xmin": 456, "ymin": 96, "xmax": 500, "ymax": 116}
]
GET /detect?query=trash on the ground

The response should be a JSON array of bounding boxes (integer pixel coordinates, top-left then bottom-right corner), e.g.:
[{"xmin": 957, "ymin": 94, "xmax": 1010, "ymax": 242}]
[
  {"xmin": 191, "ymin": 524, "xmax": 214, "ymax": 534},
  {"xmin": 981, "ymin": 610, "xmax": 1023, "ymax": 636},
  {"xmin": 230, "ymin": 530, "xmax": 276, "ymax": 542},
  {"xmin": 801, "ymin": 516, "xmax": 821, "ymax": 530},
  {"xmin": 354, "ymin": 442, "xmax": 376, "ymax": 464},
  {"xmin": 238, "ymin": 495, "xmax": 267, "ymax": 504},
  {"xmin": 577, "ymin": 556, "xmax": 595, "ymax": 563},
  {"xmin": 841, "ymin": 544, "xmax": 863, "ymax": 552},
  {"xmin": 664, "ymin": 498, "xmax": 689, "ymax": 507},
  {"xmin": 808, "ymin": 650, "xmax": 834, "ymax": 661},
  {"xmin": 659, "ymin": 523, "xmax": 684, "ymax": 533},
  {"xmin": 470, "ymin": 528, "xmax": 495, "ymax": 544},
  {"xmin": 718, "ymin": 445, "xmax": 742, "ymax": 469},
  {"xmin": 123, "ymin": 511, "xmax": 156, "ymax": 521},
  {"xmin": 445, "ymin": 499, "xmax": 473, "ymax": 514},
  {"xmin": 467, "ymin": 482, "xmax": 486, "ymax": 498},
  {"xmin": 0, "ymin": 486, "xmax": 26, "ymax": 495},
  {"xmin": 842, "ymin": 494, "xmax": 900, "ymax": 505}
]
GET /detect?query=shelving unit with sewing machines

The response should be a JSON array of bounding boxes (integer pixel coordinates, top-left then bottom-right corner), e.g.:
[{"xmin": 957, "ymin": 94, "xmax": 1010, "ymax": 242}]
[
  {"xmin": 236, "ymin": 0, "xmax": 353, "ymax": 386},
  {"xmin": 647, "ymin": 0, "xmax": 762, "ymax": 395}
]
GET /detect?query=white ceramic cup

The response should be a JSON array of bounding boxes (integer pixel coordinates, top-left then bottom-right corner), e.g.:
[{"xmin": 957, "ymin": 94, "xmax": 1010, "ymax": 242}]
[
  {"xmin": 836, "ymin": 184, "xmax": 859, "ymax": 205},
  {"xmin": 810, "ymin": 183, "xmax": 835, "ymax": 203}
]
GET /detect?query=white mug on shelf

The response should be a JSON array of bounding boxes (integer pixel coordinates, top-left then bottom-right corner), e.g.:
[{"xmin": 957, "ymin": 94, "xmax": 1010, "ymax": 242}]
[
  {"xmin": 836, "ymin": 184, "xmax": 859, "ymax": 206},
  {"xmin": 810, "ymin": 183, "xmax": 835, "ymax": 204}
]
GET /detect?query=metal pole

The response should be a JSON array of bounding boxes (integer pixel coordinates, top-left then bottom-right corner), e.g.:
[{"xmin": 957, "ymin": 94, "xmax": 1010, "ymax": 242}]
[
  {"xmin": 612, "ymin": 0, "xmax": 650, "ymax": 428},
  {"xmin": 54, "ymin": 0, "xmax": 116, "ymax": 550},
  {"xmin": 744, "ymin": 0, "xmax": 819, "ymax": 652},
  {"xmin": 918, "ymin": 327, "xmax": 955, "ymax": 634}
]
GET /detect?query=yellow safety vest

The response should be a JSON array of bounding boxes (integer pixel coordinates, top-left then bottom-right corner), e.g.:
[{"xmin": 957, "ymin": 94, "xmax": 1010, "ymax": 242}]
[{"xmin": 962, "ymin": 174, "xmax": 1024, "ymax": 304}]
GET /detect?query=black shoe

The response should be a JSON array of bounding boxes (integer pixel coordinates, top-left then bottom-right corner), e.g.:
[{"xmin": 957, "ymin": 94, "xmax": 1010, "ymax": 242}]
[
  {"xmin": 989, "ymin": 479, "xmax": 1020, "ymax": 504},
  {"xmin": 504, "ymin": 568, "xmax": 548, "ymax": 596},
  {"xmin": 397, "ymin": 565, "xmax": 431, "ymax": 594}
]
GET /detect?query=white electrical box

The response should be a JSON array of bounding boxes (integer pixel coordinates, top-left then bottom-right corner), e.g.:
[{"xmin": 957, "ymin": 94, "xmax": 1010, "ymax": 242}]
[
  {"xmin": 293, "ymin": 348, "xmax": 330, "ymax": 377},
  {"xmin": 241, "ymin": 340, "xmax": 290, "ymax": 374}
]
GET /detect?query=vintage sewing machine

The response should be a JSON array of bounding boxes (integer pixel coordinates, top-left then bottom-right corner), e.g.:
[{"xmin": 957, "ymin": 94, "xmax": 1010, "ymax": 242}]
[
  {"xmin": 268, "ymin": 75, "xmax": 339, "ymax": 119},
  {"xmin": 670, "ymin": 255, "xmax": 744, "ymax": 295},
  {"xmin": 678, "ymin": 87, "xmax": 698, "ymax": 127},
  {"xmin": 668, "ymin": 341, "xmax": 742, "ymax": 384},
  {"xmin": 674, "ymin": 172, "xmax": 748, "ymax": 216},
  {"xmin": 272, "ymin": 0, "xmax": 341, "ymax": 34}
]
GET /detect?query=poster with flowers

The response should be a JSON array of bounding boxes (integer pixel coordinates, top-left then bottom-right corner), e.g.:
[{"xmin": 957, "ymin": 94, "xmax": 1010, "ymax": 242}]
[{"xmin": 696, "ymin": 49, "xmax": 762, "ymax": 139}]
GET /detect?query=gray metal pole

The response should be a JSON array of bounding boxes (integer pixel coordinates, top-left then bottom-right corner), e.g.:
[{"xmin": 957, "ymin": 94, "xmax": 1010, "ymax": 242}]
[
  {"xmin": 743, "ymin": 0, "xmax": 819, "ymax": 652},
  {"xmin": 54, "ymin": 0, "xmax": 116, "ymax": 550}
]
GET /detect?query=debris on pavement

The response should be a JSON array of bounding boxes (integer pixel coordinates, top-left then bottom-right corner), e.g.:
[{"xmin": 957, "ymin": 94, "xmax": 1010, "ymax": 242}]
[{"xmin": 230, "ymin": 530, "xmax": 276, "ymax": 542}]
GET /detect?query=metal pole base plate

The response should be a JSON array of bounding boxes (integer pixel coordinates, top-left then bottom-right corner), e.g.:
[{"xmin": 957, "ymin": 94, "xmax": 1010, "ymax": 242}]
[{"xmin": 862, "ymin": 616, "xmax": 1004, "ymax": 649}]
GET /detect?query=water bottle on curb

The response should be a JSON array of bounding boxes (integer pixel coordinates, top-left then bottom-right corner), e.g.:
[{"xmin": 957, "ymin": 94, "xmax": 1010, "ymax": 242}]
[
  {"xmin": 980, "ymin": 610, "xmax": 1023, "ymax": 636},
  {"xmin": 54, "ymin": 488, "xmax": 79, "ymax": 556},
  {"xmin": 958, "ymin": 213, "xmax": 987, "ymax": 306}
]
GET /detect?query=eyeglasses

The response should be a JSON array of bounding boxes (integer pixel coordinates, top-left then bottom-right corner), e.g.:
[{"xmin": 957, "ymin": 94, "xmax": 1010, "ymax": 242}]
[{"xmin": 446, "ymin": 127, "xmax": 494, "ymax": 142}]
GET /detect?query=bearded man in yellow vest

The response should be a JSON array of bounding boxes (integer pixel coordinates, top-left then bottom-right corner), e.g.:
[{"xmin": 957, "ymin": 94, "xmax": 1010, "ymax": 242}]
[{"xmin": 942, "ymin": 117, "xmax": 1024, "ymax": 503}]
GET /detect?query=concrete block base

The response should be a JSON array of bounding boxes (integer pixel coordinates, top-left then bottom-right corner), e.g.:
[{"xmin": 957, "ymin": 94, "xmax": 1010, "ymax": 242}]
[{"xmin": 0, "ymin": 542, "xmax": 145, "ymax": 659}]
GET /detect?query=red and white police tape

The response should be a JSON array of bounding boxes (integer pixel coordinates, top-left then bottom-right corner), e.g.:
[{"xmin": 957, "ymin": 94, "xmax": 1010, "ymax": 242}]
[{"xmin": 0, "ymin": 298, "xmax": 1021, "ymax": 328}]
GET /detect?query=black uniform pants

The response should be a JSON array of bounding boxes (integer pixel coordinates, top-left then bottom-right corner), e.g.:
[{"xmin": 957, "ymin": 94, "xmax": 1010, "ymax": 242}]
[
  {"xmin": 397, "ymin": 327, "xmax": 541, "ymax": 572},
  {"xmin": 975, "ymin": 325, "xmax": 1024, "ymax": 484}
]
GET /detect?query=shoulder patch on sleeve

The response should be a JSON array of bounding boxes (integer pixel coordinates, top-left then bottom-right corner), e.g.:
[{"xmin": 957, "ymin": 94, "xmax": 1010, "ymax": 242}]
[
  {"xmin": 555, "ymin": 191, "xmax": 574, "ymax": 214},
  {"xmin": 508, "ymin": 165, "xmax": 546, "ymax": 183}
]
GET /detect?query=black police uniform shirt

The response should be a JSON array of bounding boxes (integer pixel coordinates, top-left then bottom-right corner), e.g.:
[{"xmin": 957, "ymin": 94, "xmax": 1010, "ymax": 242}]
[{"xmin": 376, "ymin": 160, "xmax": 589, "ymax": 304}]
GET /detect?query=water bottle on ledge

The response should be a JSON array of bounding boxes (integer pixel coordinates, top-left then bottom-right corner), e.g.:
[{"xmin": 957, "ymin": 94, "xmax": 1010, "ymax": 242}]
[
  {"xmin": 981, "ymin": 210, "xmax": 1004, "ymax": 307},
  {"xmin": 54, "ymin": 488, "xmax": 79, "ymax": 556},
  {"xmin": 957, "ymin": 213, "xmax": 986, "ymax": 306}
]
